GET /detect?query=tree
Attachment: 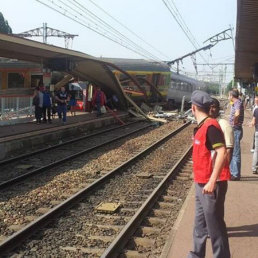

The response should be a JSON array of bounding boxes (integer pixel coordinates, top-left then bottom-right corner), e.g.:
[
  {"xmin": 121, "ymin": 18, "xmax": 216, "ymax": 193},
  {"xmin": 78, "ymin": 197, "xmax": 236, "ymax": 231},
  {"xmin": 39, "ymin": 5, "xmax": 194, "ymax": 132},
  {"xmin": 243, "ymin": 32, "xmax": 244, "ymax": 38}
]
[
  {"xmin": 0, "ymin": 12, "xmax": 12, "ymax": 34},
  {"xmin": 225, "ymin": 80, "xmax": 237, "ymax": 94}
]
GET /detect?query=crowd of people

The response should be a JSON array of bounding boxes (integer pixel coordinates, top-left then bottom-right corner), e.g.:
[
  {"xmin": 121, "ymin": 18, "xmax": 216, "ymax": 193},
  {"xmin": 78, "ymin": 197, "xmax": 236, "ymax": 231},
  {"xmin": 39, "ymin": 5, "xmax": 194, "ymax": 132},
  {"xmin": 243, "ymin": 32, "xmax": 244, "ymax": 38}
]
[
  {"xmin": 32, "ymin": 85, "xmax": 72, "ymax": 125},
  {"xmin": 32, "ymin": 85, "xmax": 117, "ymax": 125},
  {"xmin": 188, "ymin": 88, "xmax": 258, "ymax": 258}
]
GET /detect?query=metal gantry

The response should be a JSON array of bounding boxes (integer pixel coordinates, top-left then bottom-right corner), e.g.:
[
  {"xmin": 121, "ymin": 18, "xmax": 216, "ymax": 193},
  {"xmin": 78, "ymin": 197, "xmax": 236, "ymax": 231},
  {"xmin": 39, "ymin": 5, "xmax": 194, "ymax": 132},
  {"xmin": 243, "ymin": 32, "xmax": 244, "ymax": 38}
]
[{"xmin": 14, "ymin": 23, "xmax": 78, "ymax": 48}]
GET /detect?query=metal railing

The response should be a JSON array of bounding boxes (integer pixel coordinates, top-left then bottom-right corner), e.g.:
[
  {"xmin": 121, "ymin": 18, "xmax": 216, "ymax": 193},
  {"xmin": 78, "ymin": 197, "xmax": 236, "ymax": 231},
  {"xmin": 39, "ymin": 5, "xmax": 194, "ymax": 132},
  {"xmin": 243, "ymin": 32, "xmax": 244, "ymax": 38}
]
[{"xmin": 0, "ymin": 95, "xmax": 34, "ymax": 121}]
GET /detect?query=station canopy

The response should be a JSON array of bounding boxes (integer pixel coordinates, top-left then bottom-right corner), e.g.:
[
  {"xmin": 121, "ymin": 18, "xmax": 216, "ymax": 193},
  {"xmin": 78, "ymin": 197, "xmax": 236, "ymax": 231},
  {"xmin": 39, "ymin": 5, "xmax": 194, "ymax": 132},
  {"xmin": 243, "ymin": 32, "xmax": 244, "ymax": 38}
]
[
  {"xmin": 235, "ymin": 0, "xmax": 258, "ymax": 82},
  {"xmin": 0, "ymin": 33, "xmax": 127, "ymax": 108}
]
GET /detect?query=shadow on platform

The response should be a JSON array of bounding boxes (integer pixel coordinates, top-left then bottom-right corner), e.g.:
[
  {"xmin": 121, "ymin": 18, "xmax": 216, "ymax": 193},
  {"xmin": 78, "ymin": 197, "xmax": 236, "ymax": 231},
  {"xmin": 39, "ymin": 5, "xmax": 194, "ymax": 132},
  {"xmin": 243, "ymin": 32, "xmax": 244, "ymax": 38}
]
[
  {"xmin": 239, "ymin": 176, "xmax": 258, "ymax": 181},
  {"xmin": 227, "ymin": 223, "xmax": 258, "ymax": 237}
]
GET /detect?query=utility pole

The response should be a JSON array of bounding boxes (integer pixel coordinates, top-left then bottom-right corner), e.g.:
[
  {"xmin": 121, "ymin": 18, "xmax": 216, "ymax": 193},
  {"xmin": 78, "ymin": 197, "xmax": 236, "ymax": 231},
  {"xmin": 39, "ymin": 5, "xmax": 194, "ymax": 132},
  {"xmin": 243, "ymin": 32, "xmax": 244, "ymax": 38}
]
[
  {"xmin": 14, "ymin": 23, "xmax": 78, "ymax": 49},
  {"xmin": 168, "ymin": 28, "xmax": 234, "ymax": 75},
  {"xmin": 167, "ymin": 44, "xmax": 214, "ymax": 74}
]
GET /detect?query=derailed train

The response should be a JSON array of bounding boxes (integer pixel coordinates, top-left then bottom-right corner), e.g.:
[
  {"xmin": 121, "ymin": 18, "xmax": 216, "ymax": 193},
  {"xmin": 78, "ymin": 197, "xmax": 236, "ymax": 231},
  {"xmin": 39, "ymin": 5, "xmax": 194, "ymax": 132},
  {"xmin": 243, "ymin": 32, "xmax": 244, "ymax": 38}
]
[{"xmin": 105, "ymin": 58, "xmax": 207, "ymax": 106}]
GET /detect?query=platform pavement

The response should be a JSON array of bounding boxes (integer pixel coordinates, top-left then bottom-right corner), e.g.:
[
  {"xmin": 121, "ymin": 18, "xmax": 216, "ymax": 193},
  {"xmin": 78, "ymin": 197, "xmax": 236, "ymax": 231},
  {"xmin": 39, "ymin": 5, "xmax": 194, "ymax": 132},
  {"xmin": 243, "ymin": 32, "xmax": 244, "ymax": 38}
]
[
  {"xmin": 163, "ymin": 110, "xmax": 258, "ymax": 258},
  {"xmin": 0, "ymin": 111, "xmax": 125, "ymax": 139}
]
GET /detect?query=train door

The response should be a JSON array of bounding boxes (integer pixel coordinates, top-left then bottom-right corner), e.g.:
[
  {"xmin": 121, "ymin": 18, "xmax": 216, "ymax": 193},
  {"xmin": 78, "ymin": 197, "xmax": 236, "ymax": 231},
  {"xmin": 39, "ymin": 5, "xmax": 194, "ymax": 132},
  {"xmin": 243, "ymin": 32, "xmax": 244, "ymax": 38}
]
[{"xmin": 151, "ymin": 73, "xmax": 160, "ymax": 102}]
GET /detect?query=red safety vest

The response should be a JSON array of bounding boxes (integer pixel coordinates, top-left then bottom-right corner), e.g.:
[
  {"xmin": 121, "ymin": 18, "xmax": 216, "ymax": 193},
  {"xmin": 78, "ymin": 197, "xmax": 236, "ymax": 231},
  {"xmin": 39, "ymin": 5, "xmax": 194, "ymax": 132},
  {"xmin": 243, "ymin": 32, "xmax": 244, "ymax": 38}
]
[{"xmin": 192, "ymin": 118, "xmax": 230, "ymax": 183}]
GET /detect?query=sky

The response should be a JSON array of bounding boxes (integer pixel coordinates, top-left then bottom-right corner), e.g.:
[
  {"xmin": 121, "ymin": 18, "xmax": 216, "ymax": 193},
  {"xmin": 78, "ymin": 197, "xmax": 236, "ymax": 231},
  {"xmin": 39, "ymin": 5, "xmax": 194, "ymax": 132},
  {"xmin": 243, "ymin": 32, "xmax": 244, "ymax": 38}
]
[{"xmin": 1, "ymin": 0, "xmax": 236, "ymax": 83}]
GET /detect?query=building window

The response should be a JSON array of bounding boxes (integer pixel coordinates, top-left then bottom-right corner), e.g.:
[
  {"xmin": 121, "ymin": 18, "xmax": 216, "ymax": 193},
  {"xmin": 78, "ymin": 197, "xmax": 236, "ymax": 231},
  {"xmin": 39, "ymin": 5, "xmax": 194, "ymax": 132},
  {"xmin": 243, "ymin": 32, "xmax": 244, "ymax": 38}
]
[
  {"xmin": 8, "ymin": 73, "xmax": 24, "ymax": 88},
  {"xmin": 0, "ymin": 73, "xmax": 2, "ymax": 90},
  {"xmin": 31, "ymin": 75, "xmax": 43, "ymax": 88}
]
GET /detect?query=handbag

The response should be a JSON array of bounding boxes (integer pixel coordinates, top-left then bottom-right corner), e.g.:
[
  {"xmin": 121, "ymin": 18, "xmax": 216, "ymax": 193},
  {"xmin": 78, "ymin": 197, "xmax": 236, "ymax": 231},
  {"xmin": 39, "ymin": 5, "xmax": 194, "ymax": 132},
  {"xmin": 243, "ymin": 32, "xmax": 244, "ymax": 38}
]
[{"xmin": 100, "ymin": 105, "xmax": 107, "ymax": 113}]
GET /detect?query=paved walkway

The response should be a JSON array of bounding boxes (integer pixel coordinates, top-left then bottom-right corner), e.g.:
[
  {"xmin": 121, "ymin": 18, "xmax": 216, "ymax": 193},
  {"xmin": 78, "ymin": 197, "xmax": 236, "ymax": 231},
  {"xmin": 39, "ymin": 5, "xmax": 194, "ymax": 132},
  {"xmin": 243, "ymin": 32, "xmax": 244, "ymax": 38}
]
[
  {"xmin": 164, "ymin": 110, "xmax": 258, "ymax": 258},
  {"xmin": 0, "ymin": 111, "xmax": 126, "ymax": 139}
]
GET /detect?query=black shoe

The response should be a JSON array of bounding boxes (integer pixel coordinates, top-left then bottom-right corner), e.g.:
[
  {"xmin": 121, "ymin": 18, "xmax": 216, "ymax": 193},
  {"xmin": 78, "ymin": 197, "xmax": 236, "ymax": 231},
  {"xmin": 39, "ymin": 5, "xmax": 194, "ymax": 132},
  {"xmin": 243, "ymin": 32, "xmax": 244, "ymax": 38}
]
[{"xmin": 230, "ymin": 176, "xmax": 240, "ymax": 181}]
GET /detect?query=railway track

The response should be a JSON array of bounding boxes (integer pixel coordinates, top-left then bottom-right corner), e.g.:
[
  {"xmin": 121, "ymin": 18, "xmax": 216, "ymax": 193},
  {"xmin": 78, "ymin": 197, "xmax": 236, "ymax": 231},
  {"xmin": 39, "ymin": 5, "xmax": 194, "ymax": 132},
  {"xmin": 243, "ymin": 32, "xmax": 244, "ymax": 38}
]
[
  {"xmin": 0, "ymin": 122, "xmax": 193, "ymax": 256},
  {"xmin": 102, "ymin": 147, "xmax": 192, "ymax": 258},
  {"xmin": 0, "ymin": 121, "xmax": 152, "ymax": 189}
]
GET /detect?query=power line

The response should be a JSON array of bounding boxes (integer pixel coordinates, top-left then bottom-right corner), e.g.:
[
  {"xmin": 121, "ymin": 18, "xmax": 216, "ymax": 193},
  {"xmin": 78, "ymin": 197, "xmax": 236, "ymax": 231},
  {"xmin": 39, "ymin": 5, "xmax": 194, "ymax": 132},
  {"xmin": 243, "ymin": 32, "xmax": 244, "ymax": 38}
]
[
  {"xmin": 86, "ymin": 0, "xmax": 170, "ymax": 59},
  {"xmin": 34, "ymin": 0, "xmax": 165, "ymax": 62},
  {"xmin": 162, "ymin": 0, "xmax": 212, "ymax": 69},
  {"xmin": 56, "ymin": 0, "xmax": 163, "ymax": 61},
  {"xmin": 67, "ymin": 0, "xmax": 163, "ymax": 61}
]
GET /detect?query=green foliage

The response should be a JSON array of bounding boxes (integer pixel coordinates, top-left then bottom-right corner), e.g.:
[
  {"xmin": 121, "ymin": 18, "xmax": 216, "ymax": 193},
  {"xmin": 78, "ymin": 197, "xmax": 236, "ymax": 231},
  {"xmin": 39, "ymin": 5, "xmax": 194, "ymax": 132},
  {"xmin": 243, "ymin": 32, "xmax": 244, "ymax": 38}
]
[
  {"xmin": 225, "ymin": 80, "xmax": 237, "ymax": 93},
  {"xmin": 206, "ymin": 83, "xmax": 220, "ymax": 95},
  {"xmin": 0, "ymin": 12, "xmax": 12, "ymax": 34}
]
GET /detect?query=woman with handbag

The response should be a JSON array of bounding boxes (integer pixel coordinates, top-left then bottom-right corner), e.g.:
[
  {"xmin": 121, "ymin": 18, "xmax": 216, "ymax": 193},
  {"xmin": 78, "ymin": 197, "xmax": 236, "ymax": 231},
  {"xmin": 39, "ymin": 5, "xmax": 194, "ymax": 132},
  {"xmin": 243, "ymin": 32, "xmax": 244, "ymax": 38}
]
[{"xmin": 92, "ymin": 86, "xmax": 106, "ymax": 117}]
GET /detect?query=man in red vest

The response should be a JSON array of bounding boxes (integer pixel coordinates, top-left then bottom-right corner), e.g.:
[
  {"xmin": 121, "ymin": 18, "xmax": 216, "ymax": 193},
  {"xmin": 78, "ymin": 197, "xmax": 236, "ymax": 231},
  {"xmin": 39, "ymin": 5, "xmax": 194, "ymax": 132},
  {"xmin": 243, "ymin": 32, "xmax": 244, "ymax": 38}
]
[{"xmin": 188, "ymin": 90, "xmax": 230, "ymax": 258}]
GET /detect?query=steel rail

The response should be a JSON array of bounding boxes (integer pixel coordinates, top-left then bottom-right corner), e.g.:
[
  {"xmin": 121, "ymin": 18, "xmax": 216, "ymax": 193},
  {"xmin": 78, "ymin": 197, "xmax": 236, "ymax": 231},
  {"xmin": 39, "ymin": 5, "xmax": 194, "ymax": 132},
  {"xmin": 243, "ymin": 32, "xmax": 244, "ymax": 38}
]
[
  {"xmin": 101, "ymin": 145, "xmax": 193, "ymax": 258},
  {"xmin": 0, "ymin": 123, "xmax": 152, "ymax": 190},
  {"xmin": 0, "ymin": 121, "xmax": 141, "ymax": 166},
  {"xmin": 0, "ymin": 122, "xmax": 191, "ymax": 254}
]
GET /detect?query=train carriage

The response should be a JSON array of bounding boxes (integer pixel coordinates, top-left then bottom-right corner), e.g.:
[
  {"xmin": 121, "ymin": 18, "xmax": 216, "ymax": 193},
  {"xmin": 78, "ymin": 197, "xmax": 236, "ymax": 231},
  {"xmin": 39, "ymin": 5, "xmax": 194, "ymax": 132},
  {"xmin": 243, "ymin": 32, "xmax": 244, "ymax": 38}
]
[{"xmin": 103, "ymin": 58, "xmax": 207, "ymax": 107}]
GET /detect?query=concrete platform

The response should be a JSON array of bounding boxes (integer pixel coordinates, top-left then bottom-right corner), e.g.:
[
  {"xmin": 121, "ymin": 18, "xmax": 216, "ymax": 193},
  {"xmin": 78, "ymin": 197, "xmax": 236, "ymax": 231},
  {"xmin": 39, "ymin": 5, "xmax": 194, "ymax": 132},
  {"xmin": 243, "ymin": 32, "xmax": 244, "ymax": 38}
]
[
  {"xmin": 162, "ymin": 110, "xmax": 258, "ymax": 258},
  {"xmin": 0, "ymin": 111, "xmax": 129, "ymax": 160}
]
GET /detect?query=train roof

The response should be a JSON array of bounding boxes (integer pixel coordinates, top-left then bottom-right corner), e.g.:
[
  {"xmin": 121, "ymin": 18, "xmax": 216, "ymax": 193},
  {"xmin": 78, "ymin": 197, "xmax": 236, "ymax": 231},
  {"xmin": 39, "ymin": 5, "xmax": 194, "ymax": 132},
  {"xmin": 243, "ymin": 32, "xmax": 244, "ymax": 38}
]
[
  {"xmin": 101, "ymin": 58, "xmax": 171, "ymax": 72},
  {"xmin": 171, "ymin": 71, "xmax": 206, "ymax": 87}
]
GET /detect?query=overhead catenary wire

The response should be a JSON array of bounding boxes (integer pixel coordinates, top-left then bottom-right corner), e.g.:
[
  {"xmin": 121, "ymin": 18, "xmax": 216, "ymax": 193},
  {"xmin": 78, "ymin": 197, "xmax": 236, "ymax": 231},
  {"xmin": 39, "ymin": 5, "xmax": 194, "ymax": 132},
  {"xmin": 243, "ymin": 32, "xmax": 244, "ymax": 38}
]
[
  {"xmin": 49, "ymin": 0, "xmax": 162, "ymax": 62},
  {"xmin": 162, "ymin": 0, "xmax": 212, "ymax": 69},
  {"xmin": 66, "ymin": 0, "xmax": 164, "ymax": 62},
  {"xmin": 86, "ymin": 0, "xmax": 170, "ymax": 60},
  {"xmin": 34, "ymin": 0, "xmax": 166, "ymax": 63}
]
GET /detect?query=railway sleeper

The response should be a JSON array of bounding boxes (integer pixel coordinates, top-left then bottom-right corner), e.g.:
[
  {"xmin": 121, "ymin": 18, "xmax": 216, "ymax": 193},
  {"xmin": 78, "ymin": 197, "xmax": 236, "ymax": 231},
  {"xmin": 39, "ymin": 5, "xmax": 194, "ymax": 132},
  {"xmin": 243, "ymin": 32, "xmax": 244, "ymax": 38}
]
[
  {"xmin": 60, "ymin": 246, "xmax": 105, "ymax": 256},
  {"xmin": 156, "ymin": 201, "xmax": 175, "ymax": 209},
  {"xmin": 144, "ymin": 217, "xmax": 167, "ymax": 226},
  {"xmin": 137, "ymin": 226, "xmax": 161, "ymax": 236},
  {"xmin": 129, "ymin": 236, "xmax": 155, "ymax": 249},
  {"xmin": 120, "ymin": 249, "xmax": 146, "ymax": 258},
  {"xmin": 122, "ymin": 201, "xmax": 142, "ymax": 208},
  {"xmin": 176, "ymin": 175, "xmax": 190, "ymax": 181},
  {"xmin": 151, "ymin": 209, "xmax": 171, "ymax": 217},
  {"xmin": 88, "ymin": 235, "xmax": 114, "ymax": 243},
  {"xmin": 179, "ymin": 172, "xmax": 191, "ymax": 177},
  {"xmin": 84, "ymin": 223, "xmax": 123, "ymax": 232},
  {"xmin": 160, "ymin": 195, "xmax": 179, "ymax": 202}
]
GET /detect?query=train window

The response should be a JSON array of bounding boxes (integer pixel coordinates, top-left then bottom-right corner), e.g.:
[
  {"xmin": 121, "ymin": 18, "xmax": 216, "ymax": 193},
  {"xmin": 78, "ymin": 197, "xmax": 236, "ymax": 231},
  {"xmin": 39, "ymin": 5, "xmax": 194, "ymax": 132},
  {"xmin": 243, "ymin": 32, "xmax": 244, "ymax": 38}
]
[{"xmin": 8, "ymin": 73, "xmax": 24, "ymax": 89}]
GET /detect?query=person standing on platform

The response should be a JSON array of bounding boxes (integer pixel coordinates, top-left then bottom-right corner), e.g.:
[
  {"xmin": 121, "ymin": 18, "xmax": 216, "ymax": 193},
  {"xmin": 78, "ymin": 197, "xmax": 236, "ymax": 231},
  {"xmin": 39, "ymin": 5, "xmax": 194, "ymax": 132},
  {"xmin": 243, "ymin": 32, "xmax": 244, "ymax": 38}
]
[
  {"xmin": 188, "ymin": 90, "xmax": 230, "ymax": 258},
  {"xmin": 42, "ymin": 86, "xmax": 52, "ymax": 123},
  {"xmin": 250, "ymin": 96, "xmax": 258, "ymax": 153},
  {"xmin": 251, "ymin": 95, "xmax": 258, "ymax": 174},
  {"xmin": 209, "ymin": 98, "xmax": 234, "ymax": 163},
  {"xmin": 33, "ymin": 87, "xmax": 42, "ymax": 124},
  {"xmin": 92, "ymin": 86, "xmax": 106, "ymax": 117},
  {"xmin": 55, "ymin": 86, "xmax": 69, "ymax": 124},
  {"xmin": 69, "ymin": 85, "xmax": 77, "ymax": 116},
  {"xmin": 228, "ymin": 89, "xmax": 244, "ymax": 180}
]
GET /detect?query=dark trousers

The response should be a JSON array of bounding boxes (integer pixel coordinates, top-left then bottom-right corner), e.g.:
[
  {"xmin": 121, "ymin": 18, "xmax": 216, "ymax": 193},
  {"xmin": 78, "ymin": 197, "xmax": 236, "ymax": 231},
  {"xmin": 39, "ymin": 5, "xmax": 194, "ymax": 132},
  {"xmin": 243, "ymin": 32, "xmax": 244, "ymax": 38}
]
[
  {"xmin": 57, "ymin": 105, "xmax": 67, "ymax": 122},
  {"xmin": 96, "ymin": 102, "xmax": 101, "ymax": 116},
  {"xmin": 188, "ymin": 182, "xmax": 230, "ymax": 258},
  {"xmin": 42, "ymin": 106, "xmax": 52, "ymax": 122},
  {"xmin": 35, "ymin": 106, "xmax": 42, "ymax": 122}
]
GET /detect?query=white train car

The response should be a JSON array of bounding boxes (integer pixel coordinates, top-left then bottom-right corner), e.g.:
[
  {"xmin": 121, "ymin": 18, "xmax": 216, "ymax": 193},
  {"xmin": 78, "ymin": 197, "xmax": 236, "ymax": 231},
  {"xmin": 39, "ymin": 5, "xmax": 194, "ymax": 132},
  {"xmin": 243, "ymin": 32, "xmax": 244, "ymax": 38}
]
[{"xmin": 167, "ymin": 72, "xmax": 207, "ymax": 107}]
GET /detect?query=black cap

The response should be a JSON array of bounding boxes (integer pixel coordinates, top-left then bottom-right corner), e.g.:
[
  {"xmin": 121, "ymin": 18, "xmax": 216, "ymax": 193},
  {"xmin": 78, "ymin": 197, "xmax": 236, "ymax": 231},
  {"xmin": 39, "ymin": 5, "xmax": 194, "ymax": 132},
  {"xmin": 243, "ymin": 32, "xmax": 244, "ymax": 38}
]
[{"xmin": 191, "ymin": 90, "xmax": 212, "ymax": 109}]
